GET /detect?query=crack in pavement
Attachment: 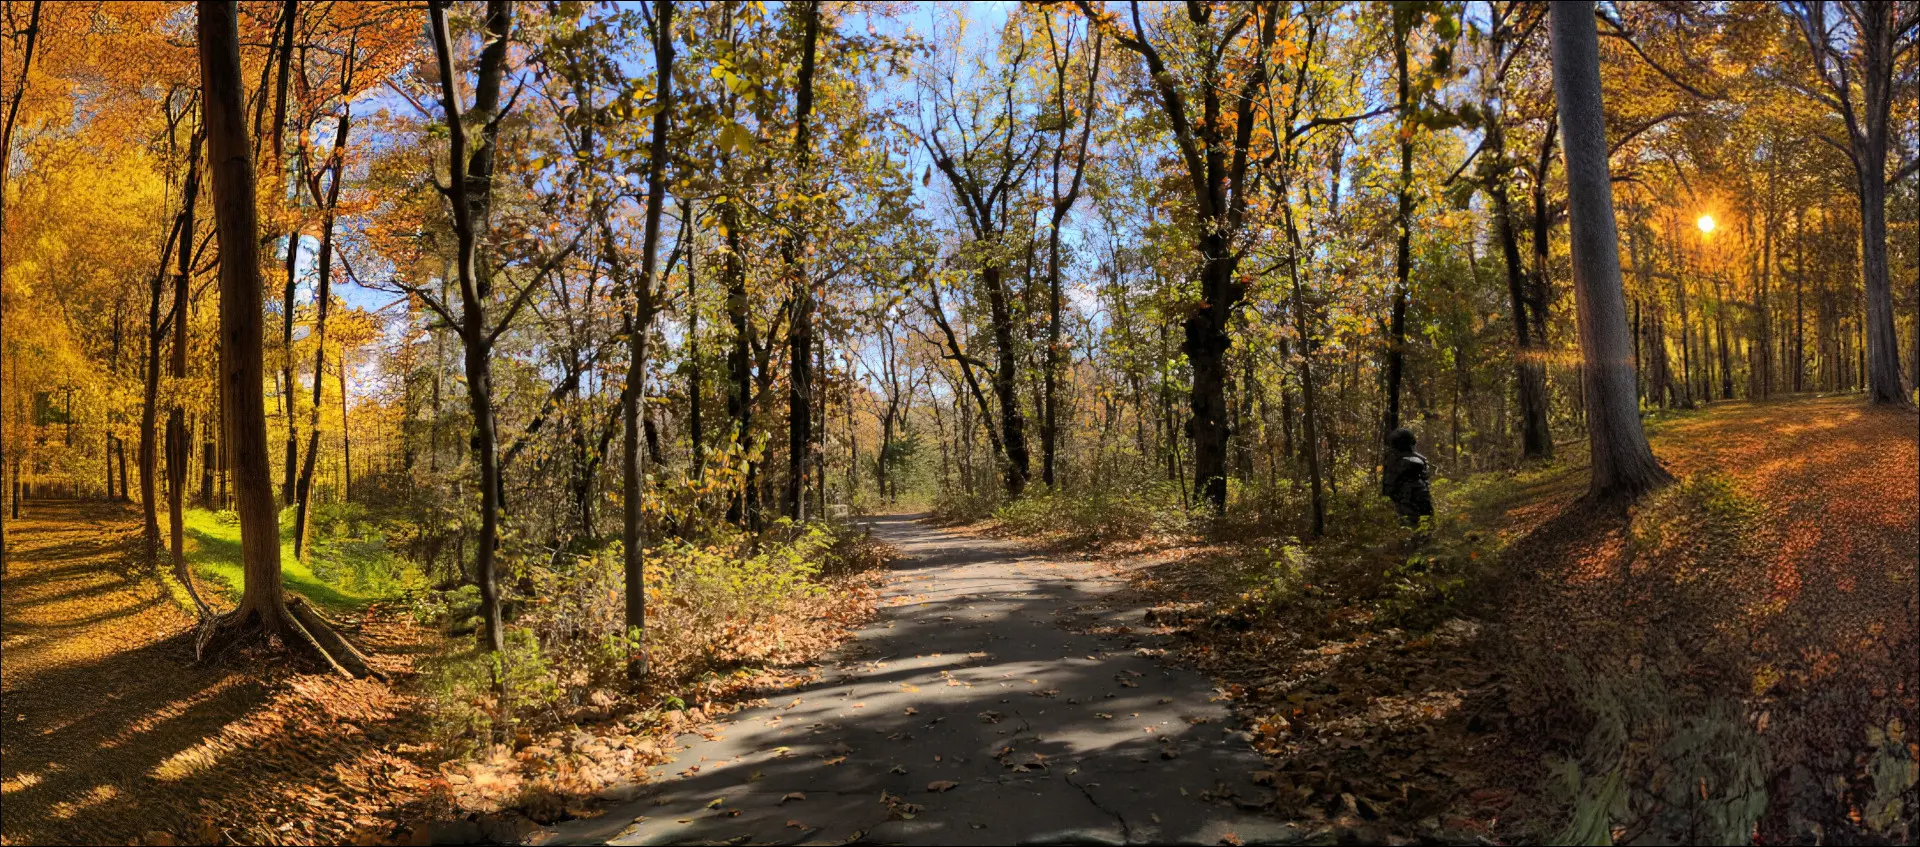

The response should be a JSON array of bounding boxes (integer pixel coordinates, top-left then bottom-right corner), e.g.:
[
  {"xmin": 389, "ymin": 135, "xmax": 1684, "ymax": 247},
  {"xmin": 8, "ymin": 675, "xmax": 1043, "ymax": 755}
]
[{"xmin": 1064, "ymin": 770, "xmax": 1135, "ymax": 844}]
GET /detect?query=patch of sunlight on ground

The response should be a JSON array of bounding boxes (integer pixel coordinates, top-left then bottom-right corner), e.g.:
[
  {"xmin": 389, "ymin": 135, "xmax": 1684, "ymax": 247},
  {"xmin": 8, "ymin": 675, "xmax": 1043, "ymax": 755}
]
[
  {"xmin": 47, "ymin": 784, "xmax": 117, "ymax": 819},
  {"xmin": 1, "ymin": 772, "xmax": 43, "ymax": 794},
  {"xmin": 181, "ymin": 508, "xmax": 365, "ymax": 612},
  {"xmin": 151, "ymin": 737, "xmax": 229, "ymax": 782},
  {"xmin": 99, "ymin": 676, "xmax": 248, "ymax": 752}
]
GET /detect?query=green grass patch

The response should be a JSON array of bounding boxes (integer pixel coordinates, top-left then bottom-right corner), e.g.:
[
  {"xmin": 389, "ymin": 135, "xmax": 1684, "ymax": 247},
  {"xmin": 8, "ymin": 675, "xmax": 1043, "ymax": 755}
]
[{"xmin": 182, "ymin": 507, "xmax": 399, "ymax": 613}]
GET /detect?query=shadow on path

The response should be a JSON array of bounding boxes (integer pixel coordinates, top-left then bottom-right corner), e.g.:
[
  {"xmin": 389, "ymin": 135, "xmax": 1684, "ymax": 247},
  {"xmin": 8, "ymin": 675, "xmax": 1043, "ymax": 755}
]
[{"xmin": 537, "ymin": 515, "xmax": 1300, "ymax": 846}]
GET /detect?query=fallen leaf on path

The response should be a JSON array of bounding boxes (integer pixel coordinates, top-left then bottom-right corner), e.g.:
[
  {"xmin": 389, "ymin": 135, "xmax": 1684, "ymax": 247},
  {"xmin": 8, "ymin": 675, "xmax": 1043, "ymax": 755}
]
[
  {"xmin": 780, "ymin": 792, "xmax": 806, "ymax": 804},
  {"xmin": 927, "ymin": 780, "xmax": 959, "ymax": 792}
]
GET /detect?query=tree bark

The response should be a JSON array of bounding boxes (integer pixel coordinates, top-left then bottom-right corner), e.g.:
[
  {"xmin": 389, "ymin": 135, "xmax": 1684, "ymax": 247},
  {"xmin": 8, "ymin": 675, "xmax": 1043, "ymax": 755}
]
[
  {"xmin": 1548, "ymin": 0, "xmax": 1671, "ymax": 501},
  {"xmin": 785, "ymin": 1, "xmax": 820, "ymax": 519},
  {"xmin": 169, "ymin": 124, "xmax": 210, "ymax": 615},
  {"xmin": 622, "ymin": 0, "xmax": 675, "ymax": 682}
]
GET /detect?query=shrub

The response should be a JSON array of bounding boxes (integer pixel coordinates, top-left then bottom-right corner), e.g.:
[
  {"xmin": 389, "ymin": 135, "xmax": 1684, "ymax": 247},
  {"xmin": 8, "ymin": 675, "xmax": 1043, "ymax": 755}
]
[{"xmin": 420, "ymin": 519, "xmax": 883, "ymax": 754}]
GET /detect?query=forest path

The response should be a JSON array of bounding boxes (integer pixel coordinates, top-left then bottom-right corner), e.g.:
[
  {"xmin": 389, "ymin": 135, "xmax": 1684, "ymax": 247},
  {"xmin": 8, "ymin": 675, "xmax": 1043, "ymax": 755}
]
[{"xmin": 540, "ymin": 516, "xmax": 1300, "ymax": 846}]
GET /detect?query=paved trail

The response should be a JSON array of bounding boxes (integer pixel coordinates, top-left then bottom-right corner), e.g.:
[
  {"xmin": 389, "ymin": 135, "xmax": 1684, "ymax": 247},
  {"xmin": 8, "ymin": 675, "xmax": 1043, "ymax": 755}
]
[{"xmin": 540, "ymin": 516, "xmax": 1298, "ymax": 846}]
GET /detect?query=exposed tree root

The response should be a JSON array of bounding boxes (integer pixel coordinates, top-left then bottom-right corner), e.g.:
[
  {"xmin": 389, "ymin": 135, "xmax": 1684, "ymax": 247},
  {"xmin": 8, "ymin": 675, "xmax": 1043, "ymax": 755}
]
[{"xmin": 195, "ymin": 596, "xmax": 384, "ymax": 680}]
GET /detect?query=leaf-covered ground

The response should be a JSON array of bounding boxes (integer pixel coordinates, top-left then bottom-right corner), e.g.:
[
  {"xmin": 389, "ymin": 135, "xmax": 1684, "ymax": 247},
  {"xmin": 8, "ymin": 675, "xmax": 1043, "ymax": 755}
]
[
  {"xmin": 1108, "ymin": 394, "xmax": 1918, "ymax": 842},
  {"xmin": 0, "ymin": 502, "xmax": 882, "ymax": 846}
]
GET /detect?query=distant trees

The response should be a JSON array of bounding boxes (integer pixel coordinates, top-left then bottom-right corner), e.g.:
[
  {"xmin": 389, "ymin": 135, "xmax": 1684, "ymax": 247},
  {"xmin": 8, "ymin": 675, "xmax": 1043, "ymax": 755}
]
[{"xmin": 1782, "ymin": 1, "xmax": 1917, "ymax": 406}]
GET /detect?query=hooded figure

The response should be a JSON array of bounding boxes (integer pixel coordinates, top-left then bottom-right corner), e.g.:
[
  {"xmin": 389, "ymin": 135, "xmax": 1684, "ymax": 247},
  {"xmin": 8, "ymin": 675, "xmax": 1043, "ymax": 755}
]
[{"xmin": 1381, "ymin": 428, "xmax": 1433, "ymax": 526}]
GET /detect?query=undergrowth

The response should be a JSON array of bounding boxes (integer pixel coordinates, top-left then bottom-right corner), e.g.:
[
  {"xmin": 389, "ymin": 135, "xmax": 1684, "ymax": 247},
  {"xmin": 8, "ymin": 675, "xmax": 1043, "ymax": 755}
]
[{"xmin": 416, "ymin": 519, "xmax": 892, "ymax": 758}]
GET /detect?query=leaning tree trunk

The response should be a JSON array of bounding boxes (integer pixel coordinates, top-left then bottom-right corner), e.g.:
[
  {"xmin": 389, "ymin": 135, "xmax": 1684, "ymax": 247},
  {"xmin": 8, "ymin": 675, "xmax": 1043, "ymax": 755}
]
[
  {"xmin": 1548, "ymin": 1, "xmax": 1671, "ymax": 501},
  {"xmin": 196, "ymin": 0, "xmax": 374, "ymax": 679}
]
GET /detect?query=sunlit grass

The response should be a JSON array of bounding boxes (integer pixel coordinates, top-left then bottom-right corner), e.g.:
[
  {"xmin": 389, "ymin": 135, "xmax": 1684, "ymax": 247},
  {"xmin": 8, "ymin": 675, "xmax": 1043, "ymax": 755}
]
[{"xmin": 182, "ymin": 508, "xmax": 368, "ymax": 612}]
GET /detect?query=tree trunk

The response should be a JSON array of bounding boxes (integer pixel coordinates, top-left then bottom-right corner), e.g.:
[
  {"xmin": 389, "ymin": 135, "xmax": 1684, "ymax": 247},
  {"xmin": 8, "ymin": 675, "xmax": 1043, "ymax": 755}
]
[
  {"xmin": 785, "ymin": 1, "xmax": 819, "ymax": 519},
  {"xmin": 294, "ymin": 94, "xmax": 351, "ymax": 562},
  {"xmin": 1548, "ymin": 1, "xmax": 1671, "ymax": 501},
  {"xmin": 197, "ymin": 0, "xmax": 373, "ymax": 679},
  {"xmin": 623, "ymin": 0, "xmax": 675, "ymax": 682},
  {"xmin": 1187, "ymin": 233, "xmax": 1237, "ymax": 511},
  {"xmin": 1384, "ymin": 9, "xmax": 1414, "ymax": 438},
  {"xmin": 429, "ymin": 0, "xmax": 514, "ymax": 660},
  {"xmin": 169, "ymin": 125, "xmax": 210, "ymax": 615}
]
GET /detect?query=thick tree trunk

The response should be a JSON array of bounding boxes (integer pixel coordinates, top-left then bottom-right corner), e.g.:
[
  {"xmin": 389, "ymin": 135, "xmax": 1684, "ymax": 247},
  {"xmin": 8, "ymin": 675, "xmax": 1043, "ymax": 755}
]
[
  {"xmin": 1186, "ymin": 235, "xmax": 1238, "ymax": 512},
  {"xmin": 1856, "ymin": 160, "xmax": 1910, "ymax": 403},
  {"xmin": 1548, "ymin": 1, "xmax": 1670, "ymax": 501},
  {"xmin": 985, "ymin": 266, "xmax": 1031, "ymax": 498},
  {"xmin": 197, "ymin": 0, "xmax": 373, "ymax": 679}
]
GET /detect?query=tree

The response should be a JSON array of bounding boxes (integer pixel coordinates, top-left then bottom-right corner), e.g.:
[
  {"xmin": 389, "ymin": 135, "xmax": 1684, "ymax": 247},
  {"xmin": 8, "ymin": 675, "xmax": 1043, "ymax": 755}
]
[
  {"xmin": 784, "ymin": 0, "xmax": 820, "ymax": 519},
  {"xmin": 1548, "ymin": 0, "xmax": 1671, "ymax": 500},
  {"xmin": 410, "ymin": 0, "xmax": 576, "ymax": 659},
  {"xmin": 1782, "ymin": 1, "xmax": 1917, "ymax": 406},
  {"xmin": 622, "ymin": 0, "xmax": 676, "ymax": 682},
  {"xmin": 1038, "ymin": 10, "xmax": 1101, "ymax": 489},
  {"xmin": 194, "ymin": 0, "xmax": 373, "ymax": 677},
  {"xmin": 292, "ymin": 40, "xmax": 357, "ymax": 562},
  {"xmin": 0, "ymin": 0, "xmax": 42, "ymax": 572},
  {"xmin": 1086, "ymin": 0, "xmax": 1281, "ymax": 513}
]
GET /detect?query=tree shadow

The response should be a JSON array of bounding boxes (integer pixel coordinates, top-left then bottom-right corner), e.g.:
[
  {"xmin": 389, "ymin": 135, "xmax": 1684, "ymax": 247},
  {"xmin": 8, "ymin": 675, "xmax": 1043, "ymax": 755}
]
[{"xmin": 528, "ymin": 524, "xmax": 1293, "ymax": 846}]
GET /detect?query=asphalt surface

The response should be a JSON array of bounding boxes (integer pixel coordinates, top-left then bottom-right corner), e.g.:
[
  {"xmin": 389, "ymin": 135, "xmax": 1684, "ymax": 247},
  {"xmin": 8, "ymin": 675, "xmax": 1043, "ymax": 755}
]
[{"xmin": 535, "ymin": 515, "xmax": 1300, "ymax": 846}]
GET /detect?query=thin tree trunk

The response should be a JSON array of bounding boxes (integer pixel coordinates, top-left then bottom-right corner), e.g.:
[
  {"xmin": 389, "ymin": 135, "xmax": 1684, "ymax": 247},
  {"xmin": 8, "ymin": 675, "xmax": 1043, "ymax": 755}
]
[
  {"xmin": 622, "ymin": 0, "xmax": 676, "ymax": 683},
  {"xmin": 785, "ymin": 1, "xmax": 820, "ymax": 519},
  {"xmin": 1384, "ymin": 9, "xmax": 1414, "ymax": 438},
  {"xmin": 168, "ymin": 124, "xmax": 210, "ymax": 615},
  {"xmin": 294, "ymin": 85, "xmax": 351, "ymax": 562}
]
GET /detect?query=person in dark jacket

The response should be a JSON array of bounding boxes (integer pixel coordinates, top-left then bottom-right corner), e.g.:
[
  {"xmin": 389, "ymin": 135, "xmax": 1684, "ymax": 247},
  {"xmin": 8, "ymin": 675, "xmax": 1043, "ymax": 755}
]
[{"xmin": 1381, "ymin": 428, "xmax": 1433, "ymax": 528}]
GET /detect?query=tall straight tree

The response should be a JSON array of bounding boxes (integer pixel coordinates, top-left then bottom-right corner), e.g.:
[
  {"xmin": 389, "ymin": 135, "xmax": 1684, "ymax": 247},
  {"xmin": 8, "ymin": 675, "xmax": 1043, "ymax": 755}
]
[
  {"xmin": 784, "ymin": 0, "xmax": 820, "ymax": 519},
  {"xmin": 196, "ymin": 0, "xmax": 372, "ymax": 677},
  {"xmin": 1548, "ymin": 0, "xmax": 1671, "ymax": 500},
  {"xmin": 623, "ymin": 0, "xmax": 676, "ymax": 683},
  {"xmin": 1784, "ymin": 1, "xmax": 1916, "ymax": 406}
]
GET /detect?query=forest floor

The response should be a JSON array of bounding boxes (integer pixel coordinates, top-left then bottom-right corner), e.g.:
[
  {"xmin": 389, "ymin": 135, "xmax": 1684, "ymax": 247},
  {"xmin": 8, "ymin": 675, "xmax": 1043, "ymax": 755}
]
[
  {"xmin": 1094, "ymin": 393, "xmax": 1920, "ymax": 842},
  {"xmin": 0, "ymin": 499, "xmax": 446, "ymax": 846}
]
